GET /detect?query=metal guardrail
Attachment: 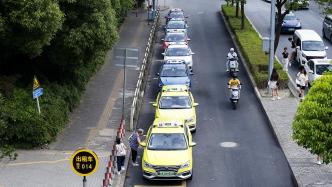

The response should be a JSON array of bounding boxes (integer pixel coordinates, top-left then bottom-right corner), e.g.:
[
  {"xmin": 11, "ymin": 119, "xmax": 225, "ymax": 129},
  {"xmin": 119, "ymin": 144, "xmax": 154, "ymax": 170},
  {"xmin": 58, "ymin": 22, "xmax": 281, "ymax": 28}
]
[{"xmin": 129, "ymin": 9, "xmax": 160, "ymax": 131}]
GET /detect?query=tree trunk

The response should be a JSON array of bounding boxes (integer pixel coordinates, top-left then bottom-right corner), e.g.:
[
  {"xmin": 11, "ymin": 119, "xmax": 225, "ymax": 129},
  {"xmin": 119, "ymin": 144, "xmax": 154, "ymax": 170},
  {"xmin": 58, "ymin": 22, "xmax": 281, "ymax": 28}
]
[
  {"xmin": 231, "ymin": 0, "xmax": 234, "ymax": 6},
  {"xmin": 241, "ymin": 0, "xmax": 245, "ymax": 29},
  {"xmin": 236, "ymin": 0, "xmax": 239, "ymax": 17}
]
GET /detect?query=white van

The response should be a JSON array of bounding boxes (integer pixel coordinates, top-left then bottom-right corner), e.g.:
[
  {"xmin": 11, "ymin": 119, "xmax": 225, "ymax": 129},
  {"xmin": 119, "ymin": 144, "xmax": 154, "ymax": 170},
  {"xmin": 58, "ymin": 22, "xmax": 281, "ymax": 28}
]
[{"xmin": 289, "ymin": 29, "xmax": 328, "ymax": 65}]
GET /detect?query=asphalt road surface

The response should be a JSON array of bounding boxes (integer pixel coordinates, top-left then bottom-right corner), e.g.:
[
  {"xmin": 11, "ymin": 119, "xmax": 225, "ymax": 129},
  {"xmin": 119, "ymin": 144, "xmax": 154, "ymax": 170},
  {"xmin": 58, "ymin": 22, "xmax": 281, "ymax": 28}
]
[
  {"xmin": 124, "ymin": 0, "xmax": 295, "ymax": 186},
  {"xmin": 245, "ymin": 0, "xmax": 332, "ymax": 82}
]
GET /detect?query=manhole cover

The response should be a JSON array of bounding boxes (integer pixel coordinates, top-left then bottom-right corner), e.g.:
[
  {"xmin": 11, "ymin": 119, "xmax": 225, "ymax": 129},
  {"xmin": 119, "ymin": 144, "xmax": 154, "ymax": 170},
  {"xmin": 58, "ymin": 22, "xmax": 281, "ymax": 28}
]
[{"xmin": 220, "ymin": 142, "xmax": 238, "ymax": 148}]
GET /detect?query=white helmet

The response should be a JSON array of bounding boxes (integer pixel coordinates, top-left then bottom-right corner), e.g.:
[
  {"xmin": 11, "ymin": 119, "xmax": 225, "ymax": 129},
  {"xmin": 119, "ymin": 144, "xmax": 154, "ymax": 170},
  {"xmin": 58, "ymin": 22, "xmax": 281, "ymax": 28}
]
[{"xmin": 230, "ymin": 48, "xmax": 234, "ymax": 52}]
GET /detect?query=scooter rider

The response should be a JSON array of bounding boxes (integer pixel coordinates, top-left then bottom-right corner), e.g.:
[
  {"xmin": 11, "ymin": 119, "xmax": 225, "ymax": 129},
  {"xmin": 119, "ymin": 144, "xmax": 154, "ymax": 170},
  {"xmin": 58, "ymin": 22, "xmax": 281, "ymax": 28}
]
[
  {"xmin": 228, "ymin": 73, "xmax": 241, "ymax": 89},
  {"xmin": 226, "ymin": 48, "xmax": 238, "ymax": 72}
]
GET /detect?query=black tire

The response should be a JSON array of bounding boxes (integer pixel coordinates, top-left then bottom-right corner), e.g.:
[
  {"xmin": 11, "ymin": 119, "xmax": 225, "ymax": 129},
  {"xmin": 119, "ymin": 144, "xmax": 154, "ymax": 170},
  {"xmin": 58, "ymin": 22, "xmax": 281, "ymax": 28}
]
[
  {"xmin": 322, "ymin": 29, "xmax": 326, "ymax": 39},
  {"xmin": 188, "ymin": 171, "xmax": 193, "ymax": 180},
  {"xmin": 232, "ymin": 102, "xmax": 237, "ymax": 110}
]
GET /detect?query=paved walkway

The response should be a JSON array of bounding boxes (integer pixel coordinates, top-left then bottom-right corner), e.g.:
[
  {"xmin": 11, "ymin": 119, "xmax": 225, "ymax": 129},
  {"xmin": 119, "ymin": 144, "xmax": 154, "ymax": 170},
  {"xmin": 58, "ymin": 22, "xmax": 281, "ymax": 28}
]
[
  {"xmin": 259, "ymin": 89, "xmax": 332, "ymax": 187},
  {"xmin": 0, "ymin": 8, "xmax": 152, "ymax": 187}
]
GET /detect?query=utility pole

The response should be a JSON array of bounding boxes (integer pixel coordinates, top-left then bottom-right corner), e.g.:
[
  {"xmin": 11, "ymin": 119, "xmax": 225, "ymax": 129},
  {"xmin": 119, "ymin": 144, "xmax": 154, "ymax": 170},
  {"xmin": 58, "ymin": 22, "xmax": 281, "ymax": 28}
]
[{"xmin": 268, "ymin": 0, "xmax": 276, "ymax": 80}]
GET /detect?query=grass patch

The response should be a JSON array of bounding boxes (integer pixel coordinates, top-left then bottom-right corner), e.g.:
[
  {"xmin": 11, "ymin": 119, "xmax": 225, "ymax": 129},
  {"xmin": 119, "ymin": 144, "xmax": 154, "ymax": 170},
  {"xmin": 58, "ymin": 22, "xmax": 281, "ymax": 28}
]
[{"xmin": 221, "ymin": 5, "xmax": 288, "ymax": 89}]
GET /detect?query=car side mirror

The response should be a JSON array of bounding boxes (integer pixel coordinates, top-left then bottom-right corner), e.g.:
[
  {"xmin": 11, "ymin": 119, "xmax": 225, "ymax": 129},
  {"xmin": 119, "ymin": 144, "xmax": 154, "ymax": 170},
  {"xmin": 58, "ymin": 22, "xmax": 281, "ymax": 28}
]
[
  {"xmin": 150, "ymin": 102, "xmax": 157, "ymax": 107},
  {"xmin": 308, "ymin": 70, "xmax": 313, "ymax": 73},
  {"xmin": 325, "ymin": 46, "xmax": 329, "ymax": 50},
  {"xmin": 190, "ymin": 72, "xmax": 194, "ymax": 75},
  {"xmin": 161, "ymin": 52, "xmax": 165, "ymax": 56},
  {"xmin": 139, "ymin": 141, "xmax": 147, "ymax": 147},
  {"xmin": 296, "ymin": 46, "xmax": 300, "ymax": 49},
  {"xmin": 187, "ymin": 38, "xmax": 191, "ymax": 41},
  {"xmin": 193, "ymin": 103, "xmax": 199, "ymax": 107},
  {"xmin": 156, "ymin": 72, "xmax": 160, "ymax": 76},
  {"xmin": 190, "ymin": 142, "xmax": 196, "ymax": 147},
  {"xmin": 288, "ymin": 37, "xmax": 293, "ymax": 42},
  {"xmin": 191, "ymin": 52, "xmax": 195, "ymax": 55},
  {"xmin": 161, "ymin": 38, "xmax": 164, "ymax": 41}
]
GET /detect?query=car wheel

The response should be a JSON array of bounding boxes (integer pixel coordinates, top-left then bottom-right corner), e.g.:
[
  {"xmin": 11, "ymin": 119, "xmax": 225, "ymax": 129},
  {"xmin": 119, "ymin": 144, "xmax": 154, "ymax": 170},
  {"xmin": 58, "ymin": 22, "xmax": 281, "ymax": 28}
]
[
  {"xmin": 322, "ymin": 29, "xmax": 326, "ymax": 39},
  {"xmin": 188, "ymin": 171, "xmax": 193, "ymax": 180}
]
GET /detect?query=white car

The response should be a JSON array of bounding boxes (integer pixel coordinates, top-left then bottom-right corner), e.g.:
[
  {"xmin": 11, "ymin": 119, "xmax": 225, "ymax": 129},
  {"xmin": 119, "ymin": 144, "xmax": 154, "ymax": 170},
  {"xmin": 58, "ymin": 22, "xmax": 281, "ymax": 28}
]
[
  {"xmin": 162, "ymin": 44, "xmax": 195, "ymax": 71},
  {"xmin": 304, "ymin": 59, "xmax": 332, "ymax": 86}
]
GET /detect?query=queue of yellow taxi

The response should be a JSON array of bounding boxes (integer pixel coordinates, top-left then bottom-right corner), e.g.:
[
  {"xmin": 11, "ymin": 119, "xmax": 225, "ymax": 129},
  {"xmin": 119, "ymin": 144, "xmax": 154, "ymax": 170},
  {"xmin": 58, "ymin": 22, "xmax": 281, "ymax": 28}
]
[{"xmin": 138, "ymin": 8, "xmax": 198, "ymax": 181}]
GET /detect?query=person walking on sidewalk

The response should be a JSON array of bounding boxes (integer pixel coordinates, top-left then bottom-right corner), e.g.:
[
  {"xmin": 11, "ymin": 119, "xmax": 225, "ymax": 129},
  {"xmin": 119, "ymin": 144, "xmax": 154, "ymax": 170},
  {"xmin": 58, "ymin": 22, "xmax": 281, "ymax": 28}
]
[
  {"xmin": 128, "ymin": 129, "xmax": 144, "ymax": 166},
  {"xmin": 282, "ymin": 47, "xmax": 290, "ymax": 71},
  {"xmin": 296, "ymin": 66, "xmax": 308, "ymax": 101},
  {"xmin": 115, "ymin": 137, "xmax": 127, "ymax": 175},
  {"xmin": 269, "ymin": 68, "xmax": 280, "ymax": 100}
]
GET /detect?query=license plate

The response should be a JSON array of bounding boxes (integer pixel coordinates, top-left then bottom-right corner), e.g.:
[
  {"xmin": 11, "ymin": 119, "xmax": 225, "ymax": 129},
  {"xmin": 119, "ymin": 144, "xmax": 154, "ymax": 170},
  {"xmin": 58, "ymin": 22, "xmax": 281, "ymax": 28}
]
[
  {"xmin": 288, "ymin": 28, "xmax": 295, "ymax": 31},
  {"xmin": 158, "ymin": 171, "xmax": 175, "ymax": 176}
]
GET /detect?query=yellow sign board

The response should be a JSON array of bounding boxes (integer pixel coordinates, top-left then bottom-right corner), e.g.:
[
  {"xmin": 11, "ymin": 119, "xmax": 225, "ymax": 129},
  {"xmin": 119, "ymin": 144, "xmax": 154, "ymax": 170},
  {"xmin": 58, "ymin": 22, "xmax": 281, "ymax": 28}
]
[
  {"xmin": 70, "ymin": 149, "xmax": 99, "ymax": 177},
  {"xmin": 33, "ymin": 76, "xmax": 40, "ymax": 90}
]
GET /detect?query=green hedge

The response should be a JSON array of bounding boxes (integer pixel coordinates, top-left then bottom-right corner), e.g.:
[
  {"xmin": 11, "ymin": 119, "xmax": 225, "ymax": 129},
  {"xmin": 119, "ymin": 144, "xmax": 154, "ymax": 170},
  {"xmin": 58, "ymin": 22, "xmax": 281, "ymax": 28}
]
[
  {"xmin": 292, "ymin": 75, "xmax": 332, "ymax": 164},
  {"xmin": 221, "ymin": 5, "xmax": 288, "ymax": 89}
]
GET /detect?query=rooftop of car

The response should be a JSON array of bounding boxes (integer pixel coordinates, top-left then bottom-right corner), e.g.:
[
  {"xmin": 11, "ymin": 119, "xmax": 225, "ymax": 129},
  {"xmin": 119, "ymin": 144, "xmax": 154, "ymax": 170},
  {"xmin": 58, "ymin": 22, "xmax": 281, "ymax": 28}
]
[
  {"xmin": 295, "ymin": 29, "xmax": 322, "ymax": 41},
  {"xmin": 166, "ymin": 44, "xmax": 189, "ymax": 49},
  {"xmin": 310, "ymin": 59, "xmax": 332, "ymax": 64}
]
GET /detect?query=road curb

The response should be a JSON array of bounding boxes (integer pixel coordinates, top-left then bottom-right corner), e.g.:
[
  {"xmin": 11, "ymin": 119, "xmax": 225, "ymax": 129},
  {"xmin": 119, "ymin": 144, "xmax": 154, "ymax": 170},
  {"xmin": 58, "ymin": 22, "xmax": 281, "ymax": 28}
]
[{"xmin": 220, "ymin": 10, "xmax": 299, "ymax": 187}]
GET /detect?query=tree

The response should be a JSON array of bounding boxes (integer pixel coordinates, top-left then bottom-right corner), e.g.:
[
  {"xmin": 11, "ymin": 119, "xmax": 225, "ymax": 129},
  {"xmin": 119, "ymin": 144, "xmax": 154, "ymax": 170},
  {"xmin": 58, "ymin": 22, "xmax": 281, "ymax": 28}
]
[
  {"xmin": 274, "ymin": 0, "xmax": 290, "ymax": 53},
  {"xmin": 292, "ymin": 74, "xmax": 332, "ymax": 164},
  {"xmin": 240, "ymin": 0, "xmax": 246, "ymax": 29},
  {"xmin": 236, "ymin": 0, "xmax": 240, "ymax": 17},
  {"xmin": 0, "ymin": 0, "xmax": 64, "ymax": 58},
  {"xmin": 315, "ymin": 0, "xmax": 332, "ymax": 14}
]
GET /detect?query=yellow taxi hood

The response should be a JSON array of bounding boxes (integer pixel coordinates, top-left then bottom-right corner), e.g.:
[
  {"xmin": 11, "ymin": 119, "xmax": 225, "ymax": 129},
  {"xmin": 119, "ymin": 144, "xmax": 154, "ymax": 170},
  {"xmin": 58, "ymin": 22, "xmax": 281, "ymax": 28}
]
[
  {"xmin": 156, "ymin": 108, "xmax": 193, "ymax": 118},
  {"xmin": 145, "ymin": 149, "xmax": 189, "ymax": 166}
]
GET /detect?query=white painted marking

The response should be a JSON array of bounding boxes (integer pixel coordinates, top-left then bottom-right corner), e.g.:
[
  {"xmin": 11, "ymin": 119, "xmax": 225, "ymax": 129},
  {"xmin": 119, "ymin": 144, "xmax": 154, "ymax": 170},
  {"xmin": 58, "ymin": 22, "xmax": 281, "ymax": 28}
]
[{"xmin": 220, "ymin": 142, "xmax": 238, "ymax": 148}]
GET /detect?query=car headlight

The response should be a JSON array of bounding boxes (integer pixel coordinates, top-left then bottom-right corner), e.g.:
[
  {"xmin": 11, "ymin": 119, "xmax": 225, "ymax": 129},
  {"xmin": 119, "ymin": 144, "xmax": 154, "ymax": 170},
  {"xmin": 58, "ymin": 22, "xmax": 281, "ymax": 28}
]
[
  {"xmin": 143, "ymin": 161, "xmax": 154, "ymax": 169},
  {"xmin": 296, "ymin": 22, "xmax": 301, "ymax": 27},
  {"xmin": 180, "ymin": 161, "xmax": 190, "ymax": 169},
  {"xmin": 185, "ymin": 117, "xmax": 194, "ymax": 124}
]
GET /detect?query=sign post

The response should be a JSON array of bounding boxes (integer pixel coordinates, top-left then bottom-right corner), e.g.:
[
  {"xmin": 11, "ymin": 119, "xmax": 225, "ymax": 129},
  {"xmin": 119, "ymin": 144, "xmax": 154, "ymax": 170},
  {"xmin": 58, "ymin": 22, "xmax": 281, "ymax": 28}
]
[
  {"xmin": 70, "ymin": 149, "xmax": 99, "ymax": 187},
  {"xmin": 32, "ymin": 76, "xmax": 43, "ymax": 114}
]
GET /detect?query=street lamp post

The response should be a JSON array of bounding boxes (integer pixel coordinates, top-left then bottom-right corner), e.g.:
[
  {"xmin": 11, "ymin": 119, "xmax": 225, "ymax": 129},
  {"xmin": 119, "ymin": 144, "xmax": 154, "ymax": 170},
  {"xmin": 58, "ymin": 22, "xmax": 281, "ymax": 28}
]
[{"xmin": 268, "ymin": 0, "xmax": 276, "ymax": 82}]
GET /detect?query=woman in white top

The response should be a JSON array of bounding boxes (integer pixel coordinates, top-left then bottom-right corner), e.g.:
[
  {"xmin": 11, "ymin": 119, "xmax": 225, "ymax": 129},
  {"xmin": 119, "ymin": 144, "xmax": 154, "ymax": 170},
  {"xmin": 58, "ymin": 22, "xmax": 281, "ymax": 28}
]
[
  {"xmin": 296, "ymin": 66, "xmax": 308, "ymax": 101},
  {"xmin": 115, "ymin": 137, "xmax": 127, "ymax": 175}
]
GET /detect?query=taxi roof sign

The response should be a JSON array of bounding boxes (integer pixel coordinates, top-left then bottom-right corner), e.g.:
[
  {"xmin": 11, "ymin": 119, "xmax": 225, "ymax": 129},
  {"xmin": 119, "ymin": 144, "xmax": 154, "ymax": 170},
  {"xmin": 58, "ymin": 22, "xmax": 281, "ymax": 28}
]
[
  {"xmin": 70, "ymin": 149, "xmax": 99, "ymax": 177},
  {"xmin": 162, "ymin": 85, "xmax": 189, "ymax": 92}
]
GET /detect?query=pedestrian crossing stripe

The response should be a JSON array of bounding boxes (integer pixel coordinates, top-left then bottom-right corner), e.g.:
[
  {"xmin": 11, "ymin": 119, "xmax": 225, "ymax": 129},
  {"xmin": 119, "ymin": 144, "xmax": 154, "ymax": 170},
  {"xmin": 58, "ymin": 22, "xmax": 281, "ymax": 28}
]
[{"xmin": 33, "ymin": 76, "xmax": 40, "ymax": 90}]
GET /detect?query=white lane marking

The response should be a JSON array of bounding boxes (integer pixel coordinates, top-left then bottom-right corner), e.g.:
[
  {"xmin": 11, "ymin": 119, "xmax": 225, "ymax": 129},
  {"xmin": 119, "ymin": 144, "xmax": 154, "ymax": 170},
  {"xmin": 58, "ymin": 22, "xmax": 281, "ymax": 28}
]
[{"xmin": 220, "ymin": 142, "xmax": 238, "ymax": 148}]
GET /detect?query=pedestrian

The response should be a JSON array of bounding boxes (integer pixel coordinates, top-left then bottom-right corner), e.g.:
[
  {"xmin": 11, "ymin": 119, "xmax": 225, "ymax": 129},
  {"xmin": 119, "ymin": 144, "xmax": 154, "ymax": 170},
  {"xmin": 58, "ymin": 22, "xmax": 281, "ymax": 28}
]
[
  {"xmin": 115, "ymin": 137, "xmax": 127, "ymax": 175},
  {"xmin": 269, "ymin": 68, "xmax": 280, "ymax": 100},
  {"xmin": 282, "ymin": 47, "xmax": 290, "ymax": 71},
  {"xmin": 296, "ymin": 66, "xmax": 308, "ymax": 101},
  {"xmin": 128, "ymin": 128, "xmax": 144, "ymax": 166}
]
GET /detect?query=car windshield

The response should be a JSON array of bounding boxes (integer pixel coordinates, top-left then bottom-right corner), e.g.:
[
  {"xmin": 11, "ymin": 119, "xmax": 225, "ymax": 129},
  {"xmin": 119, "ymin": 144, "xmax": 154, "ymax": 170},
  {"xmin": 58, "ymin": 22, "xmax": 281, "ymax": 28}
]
[
  {"xmin": 302, "ymin": 41, "xmax": 325, "ymax": 51},
  {"xmin": 284, "ymin": 15, "xmax": 297, "ymax": 20},
  {"xmin": 167, "ymin": 21, "xmax": 185, "ymax": 29},
  {"xmin": 169, "ymin": 12, "xmax": 184, "ymax": 19},
  {"xmin": 148, "ymin": 133, "xmax": 187, "ymax": 150},
  {"xmin": 316, "ymin": 64, "xmax": 332, "ymax": 75},
  {"xmin": 159, "ymin": 96, "xmax": 191, "ymax": 109},
  {"xmin": 165, "ymin": 33, "xmax": 185, "ymax": 42},
  {"xmin": 160, "ymin": 65, "xmax": 187, "ymax": 77},
  {"xmin": 166, "ymin": 47, "xmax": 190, "ymax": 56}
]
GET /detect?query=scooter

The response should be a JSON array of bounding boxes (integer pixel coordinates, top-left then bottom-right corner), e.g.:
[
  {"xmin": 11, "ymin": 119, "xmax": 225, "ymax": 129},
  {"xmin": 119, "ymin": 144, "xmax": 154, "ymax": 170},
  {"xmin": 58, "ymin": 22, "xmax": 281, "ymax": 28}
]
[
  {"xmin": 228, "ymin": 58, "xmax": 239, "ymax": 77},
  {"xmin": 229, "ymin": 86, "xmax": 241, "ymax": 109}
]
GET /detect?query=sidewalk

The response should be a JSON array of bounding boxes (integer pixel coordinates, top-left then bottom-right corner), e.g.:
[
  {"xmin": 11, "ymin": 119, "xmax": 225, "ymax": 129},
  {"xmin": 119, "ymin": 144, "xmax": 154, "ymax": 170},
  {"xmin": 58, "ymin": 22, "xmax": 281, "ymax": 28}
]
[
  {"xmin": 0, "ymin": 8, "xmax": 153, "ymax": 187},
  {"xmin": 220, "ymin": 10, "xmax": 332, "ymax": 187},
  {"xmin": 259, "ymin": 90, "xmax": 332, "ymax": 187}
]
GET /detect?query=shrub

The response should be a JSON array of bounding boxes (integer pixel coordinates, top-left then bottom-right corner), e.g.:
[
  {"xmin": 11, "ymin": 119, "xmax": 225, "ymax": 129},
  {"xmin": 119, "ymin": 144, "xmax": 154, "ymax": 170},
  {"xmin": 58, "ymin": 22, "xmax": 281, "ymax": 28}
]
[
  {"xmin": 222, "ymin": 5, "xmax": 288, "ymax": 89},
  {"xmin": 292, "ymin": 75, "xmax": 332, "ymax": 164}
]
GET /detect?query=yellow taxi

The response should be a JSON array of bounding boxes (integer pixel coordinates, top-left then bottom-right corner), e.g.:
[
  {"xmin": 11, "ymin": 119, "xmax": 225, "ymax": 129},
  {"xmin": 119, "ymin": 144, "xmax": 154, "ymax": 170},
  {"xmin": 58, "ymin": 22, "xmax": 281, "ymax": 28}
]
[
  {"xmin": 151, "ymin": 85, "xmax": 198, "ymax": 132},
  {"xmin": 139, "ymin": 118, "xmax": 196, "ymax": 180}
]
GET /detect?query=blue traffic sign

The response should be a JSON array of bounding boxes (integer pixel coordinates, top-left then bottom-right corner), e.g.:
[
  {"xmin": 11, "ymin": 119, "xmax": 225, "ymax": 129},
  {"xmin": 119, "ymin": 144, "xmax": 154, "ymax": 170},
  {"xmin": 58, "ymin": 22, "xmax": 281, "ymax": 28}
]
[{"xmin": 33, "ymin": 88, "xmax": 43, "ymax": 99}]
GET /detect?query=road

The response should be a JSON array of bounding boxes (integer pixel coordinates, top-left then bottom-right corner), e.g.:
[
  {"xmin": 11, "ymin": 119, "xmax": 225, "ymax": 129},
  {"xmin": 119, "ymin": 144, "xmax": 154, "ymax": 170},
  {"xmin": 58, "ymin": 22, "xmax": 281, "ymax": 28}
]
[
  {"xmin": 245, "ymin": 0, "xmax": 332, "ymax": 81},
  {"xmin": 124, "ymin": 0, "xmax": 295, "ymax": 186}
]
